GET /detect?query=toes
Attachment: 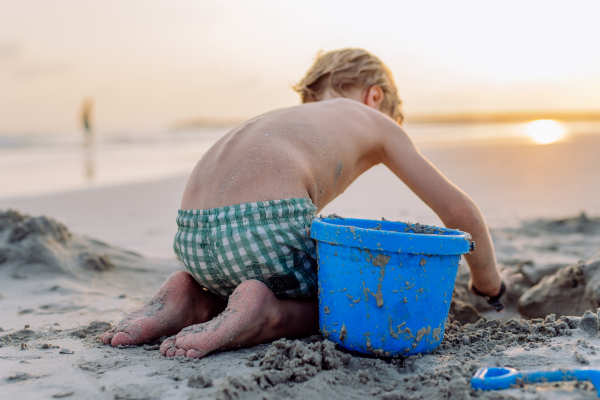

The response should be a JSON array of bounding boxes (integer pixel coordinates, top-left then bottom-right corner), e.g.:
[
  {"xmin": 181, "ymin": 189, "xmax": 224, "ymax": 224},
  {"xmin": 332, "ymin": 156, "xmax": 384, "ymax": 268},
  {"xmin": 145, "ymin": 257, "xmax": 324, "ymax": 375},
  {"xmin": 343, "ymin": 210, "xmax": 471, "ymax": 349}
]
[
  {"xmin": 110, "ymin": 331, "xmax": 135, "ymax": 347},
  {"xmin": 101, "ymin": 332, "xmax": 114, "ymax": 344},
  {"xmin": 160, "ymin": 337, "xmax": 176, "ymax": 356},
  {"xmin": 186, "ymin": 349, "xmax": 204, "ymax": 358},
  {"xmin": 166, "ymin": 347, "xmax": 178, "ymax": 357},
  {"xmin": 159, "ymin": 333, "xmax": 205, "ymax": 358},
  {"xmin": 101, "ymin": 327, "xmax": 116, "ymax": 344}
]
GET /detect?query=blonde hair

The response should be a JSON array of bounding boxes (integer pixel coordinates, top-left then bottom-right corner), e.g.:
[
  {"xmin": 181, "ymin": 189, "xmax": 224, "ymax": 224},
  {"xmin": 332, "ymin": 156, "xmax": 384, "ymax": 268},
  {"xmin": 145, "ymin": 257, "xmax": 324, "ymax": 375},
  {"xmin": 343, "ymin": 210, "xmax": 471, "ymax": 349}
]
[{"xmin": 294, "ymin": 48, "xmax": 403, "ymax": 124}]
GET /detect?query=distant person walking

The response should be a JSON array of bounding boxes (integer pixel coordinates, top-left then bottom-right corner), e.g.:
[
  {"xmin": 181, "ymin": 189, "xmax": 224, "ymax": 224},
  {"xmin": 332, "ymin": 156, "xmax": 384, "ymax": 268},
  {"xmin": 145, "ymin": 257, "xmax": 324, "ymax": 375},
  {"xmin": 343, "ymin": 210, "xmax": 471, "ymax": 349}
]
[{"xmin": 80, "ymin": 98, "xmax": 95, "ymax": 179}]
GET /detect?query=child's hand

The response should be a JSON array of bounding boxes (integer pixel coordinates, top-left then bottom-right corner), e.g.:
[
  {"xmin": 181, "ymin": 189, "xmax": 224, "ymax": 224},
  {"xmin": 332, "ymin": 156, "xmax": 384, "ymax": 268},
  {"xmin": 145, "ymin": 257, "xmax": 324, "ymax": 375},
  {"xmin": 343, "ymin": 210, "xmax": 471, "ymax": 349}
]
[{"xmin": 468, "ymin": 279, "xmax": 506, "ymax": 312}]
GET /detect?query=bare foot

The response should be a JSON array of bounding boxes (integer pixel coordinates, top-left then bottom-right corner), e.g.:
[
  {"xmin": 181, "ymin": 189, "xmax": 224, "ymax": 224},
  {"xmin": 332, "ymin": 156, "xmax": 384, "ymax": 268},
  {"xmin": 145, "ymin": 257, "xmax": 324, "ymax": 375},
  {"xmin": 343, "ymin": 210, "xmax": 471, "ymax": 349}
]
[
  {"xmin": 101, "ymin": 271, "xmax": 226, "ymax": 347},
  {"xmin": 160, "ymin": 279, "xmax": 319, "ymax": 358}
]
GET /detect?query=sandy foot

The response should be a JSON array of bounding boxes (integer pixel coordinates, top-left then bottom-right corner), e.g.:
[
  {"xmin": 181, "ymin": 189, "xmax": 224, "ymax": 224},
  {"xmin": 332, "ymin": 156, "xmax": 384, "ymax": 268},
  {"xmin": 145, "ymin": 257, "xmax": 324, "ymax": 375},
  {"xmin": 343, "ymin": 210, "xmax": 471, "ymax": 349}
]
[
  {"xmin": 102, "ymin": 271, "xmax": 225, "ymax": 346},
  {"xmin": 160, "ymin": 279, "xmax": 278, "ymax": 358}
]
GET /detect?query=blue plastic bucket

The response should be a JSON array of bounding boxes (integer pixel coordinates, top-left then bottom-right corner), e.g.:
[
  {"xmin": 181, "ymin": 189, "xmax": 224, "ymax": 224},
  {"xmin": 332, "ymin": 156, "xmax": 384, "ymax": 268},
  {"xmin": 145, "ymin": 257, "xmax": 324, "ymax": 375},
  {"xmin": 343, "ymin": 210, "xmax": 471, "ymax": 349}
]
[{"xmin": 310, "ymin": 217, "xmax": 472, "ymax": 356}]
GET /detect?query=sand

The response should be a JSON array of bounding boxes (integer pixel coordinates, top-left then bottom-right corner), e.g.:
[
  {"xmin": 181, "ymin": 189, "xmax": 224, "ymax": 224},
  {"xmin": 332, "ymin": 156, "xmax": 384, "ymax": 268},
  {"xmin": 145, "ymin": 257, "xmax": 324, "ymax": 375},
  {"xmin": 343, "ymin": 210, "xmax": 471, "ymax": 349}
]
[
  {"xmin": 2, "ymin": 206, "xmax": 600, "ymax": 399},
  {"xmin": 2, "ymin": 135, "xmax": 600, "ymax": 399}
]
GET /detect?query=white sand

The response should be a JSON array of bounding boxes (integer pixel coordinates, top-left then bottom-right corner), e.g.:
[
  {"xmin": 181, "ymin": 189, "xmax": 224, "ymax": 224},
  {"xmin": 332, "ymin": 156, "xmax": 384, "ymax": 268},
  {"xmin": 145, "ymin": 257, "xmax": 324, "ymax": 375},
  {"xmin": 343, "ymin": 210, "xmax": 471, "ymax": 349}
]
[{"xmin": 2, "ymin": 135, "xmax": 600, "ymax": 399}]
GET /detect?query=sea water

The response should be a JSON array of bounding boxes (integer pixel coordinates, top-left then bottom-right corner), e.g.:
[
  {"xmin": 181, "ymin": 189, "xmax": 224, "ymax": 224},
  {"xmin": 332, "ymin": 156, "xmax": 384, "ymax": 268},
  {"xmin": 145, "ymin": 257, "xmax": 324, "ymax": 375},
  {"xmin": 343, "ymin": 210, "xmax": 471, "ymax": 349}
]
[{"xmin": 1, "ymin": 121, "xmax": 599, "ymax": 227}]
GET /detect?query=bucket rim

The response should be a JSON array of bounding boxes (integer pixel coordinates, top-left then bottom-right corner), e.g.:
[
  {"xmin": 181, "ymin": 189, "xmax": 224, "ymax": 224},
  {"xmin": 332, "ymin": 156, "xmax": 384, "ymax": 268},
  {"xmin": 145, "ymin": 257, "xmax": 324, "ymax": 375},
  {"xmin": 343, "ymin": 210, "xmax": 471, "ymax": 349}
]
[{"xmin": 310, "ymin": 217, "xmax": 472, "ymax": 255}]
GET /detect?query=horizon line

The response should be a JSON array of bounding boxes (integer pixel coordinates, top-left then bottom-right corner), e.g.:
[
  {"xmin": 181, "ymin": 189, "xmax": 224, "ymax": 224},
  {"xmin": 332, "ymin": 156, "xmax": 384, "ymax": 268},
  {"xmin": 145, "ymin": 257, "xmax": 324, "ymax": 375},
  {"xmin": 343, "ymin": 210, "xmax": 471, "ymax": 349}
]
[
  {"xmin": 406, "ymin": 110, "xmax": 600, "ymax": 124},
  {"xmin": 173, "ymin": 110, "xmax": 600, "ymax": 129}
]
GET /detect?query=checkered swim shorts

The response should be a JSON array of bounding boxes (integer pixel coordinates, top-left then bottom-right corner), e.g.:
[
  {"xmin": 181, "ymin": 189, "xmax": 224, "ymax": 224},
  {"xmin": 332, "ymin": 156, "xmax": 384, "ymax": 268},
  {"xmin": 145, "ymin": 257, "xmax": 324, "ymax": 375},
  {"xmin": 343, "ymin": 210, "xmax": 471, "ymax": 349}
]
[{"xmin": 173, "ymin": 198, "xmax": 319, "ymax": 299}]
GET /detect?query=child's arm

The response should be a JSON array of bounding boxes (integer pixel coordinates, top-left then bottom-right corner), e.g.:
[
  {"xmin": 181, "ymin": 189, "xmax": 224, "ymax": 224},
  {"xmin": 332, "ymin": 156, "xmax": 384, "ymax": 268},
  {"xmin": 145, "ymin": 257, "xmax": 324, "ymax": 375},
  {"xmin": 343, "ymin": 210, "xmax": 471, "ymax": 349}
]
[{"xmin": 376, "ymin": 119, "xmax": 502, "ymax": 298}]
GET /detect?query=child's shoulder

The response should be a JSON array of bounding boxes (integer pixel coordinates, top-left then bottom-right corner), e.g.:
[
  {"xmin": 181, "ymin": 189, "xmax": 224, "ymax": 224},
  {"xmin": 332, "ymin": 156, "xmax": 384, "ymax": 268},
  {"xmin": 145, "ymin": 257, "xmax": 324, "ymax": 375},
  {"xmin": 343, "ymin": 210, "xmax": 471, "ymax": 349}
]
[
  {"xmin": 318, "ymin": 99, "xmax": 406, "ymax": 138},
  {"xmin": 312, "ymin": 97, "xmax": 371, "ymax": 112},
  {"xmin": 301, "ymin": 98, "xmax": 393, "ymax": 128}
]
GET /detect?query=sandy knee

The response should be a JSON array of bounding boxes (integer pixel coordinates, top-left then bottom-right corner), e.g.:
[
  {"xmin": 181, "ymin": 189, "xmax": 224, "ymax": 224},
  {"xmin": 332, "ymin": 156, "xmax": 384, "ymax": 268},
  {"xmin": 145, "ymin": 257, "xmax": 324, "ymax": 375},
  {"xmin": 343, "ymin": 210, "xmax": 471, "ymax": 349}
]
[
  {"xmin": 231, "ymin": 279, "xmax": 284, "ymax": 330},
  {"xmin": 163, "ymin": 270, "xmax": 205, "ymax": 303},
  {"xmin": 167, "ymin": 270, "xmax": 197, "ymax": 287},
  {"xmin": 232, "ymin": 279, "xmax": 273, "ymax": 300}
]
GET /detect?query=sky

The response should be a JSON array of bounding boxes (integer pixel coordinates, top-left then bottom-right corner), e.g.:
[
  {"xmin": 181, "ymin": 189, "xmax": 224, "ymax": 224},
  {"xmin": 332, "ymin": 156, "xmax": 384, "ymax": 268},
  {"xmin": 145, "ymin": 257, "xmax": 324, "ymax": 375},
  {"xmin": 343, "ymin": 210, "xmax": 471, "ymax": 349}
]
[{"xmin": 1, "ymin": 0, "xmax": 600, "ymax": 134}]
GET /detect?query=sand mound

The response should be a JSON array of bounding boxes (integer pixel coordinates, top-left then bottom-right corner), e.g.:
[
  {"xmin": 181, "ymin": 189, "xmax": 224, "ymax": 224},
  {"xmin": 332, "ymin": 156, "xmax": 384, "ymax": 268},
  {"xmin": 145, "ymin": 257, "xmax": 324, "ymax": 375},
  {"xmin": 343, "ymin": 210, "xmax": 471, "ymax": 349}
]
[
  {"xmin": 448, "ymin": 298, "xmax": 482, "ymax": 325},
  {"xmin": 519, "ymin": 252, "xmax": 600, "ymax": 318},
  {"xmin": 256, "ymin": 338, "xmax": 352, "ymax": 386},
  {"xmin": 216, "ymin": 338, "xmax": 351, "ymax": 399},
  {"xmin": 0, "ymin": 327, "xmax": 39, "ymax": 347},
  {"xmin": 527, "ymin": 212, "xmax": 600, "ymax": 235},
  {"xmin": 0, "ymin": 209, "xmax": 176, "ymax": 289},
  {"xmin": 70, "ymin": 321, "xmax": 112, "ymax": 339},
  {"xmin": 0, "ymin": 209, "xmax": 117, "ymax": 278},
  {"xmin": 451, "ymin": 251, "xmax": 600, "ymax": 321},
  {"xmin": 0, "ymin": 321, "xmax": 112, "ymax": 349},
  {"xmin": 452, "ymin": 212, "xmax": 600, "ymax": 321},
  {"xmin": 441, "ymin": 313, "xmax": 574, "ymax": 354}
]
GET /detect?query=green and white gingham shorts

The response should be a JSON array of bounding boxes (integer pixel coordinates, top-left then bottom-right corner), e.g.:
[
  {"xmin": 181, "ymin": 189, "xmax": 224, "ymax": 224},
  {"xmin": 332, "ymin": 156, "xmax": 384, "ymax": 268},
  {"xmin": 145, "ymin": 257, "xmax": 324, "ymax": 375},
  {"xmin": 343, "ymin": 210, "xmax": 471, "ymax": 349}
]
[{"xmin": 173, "ymin": 198, "xmax": 318, "ymax": 299}]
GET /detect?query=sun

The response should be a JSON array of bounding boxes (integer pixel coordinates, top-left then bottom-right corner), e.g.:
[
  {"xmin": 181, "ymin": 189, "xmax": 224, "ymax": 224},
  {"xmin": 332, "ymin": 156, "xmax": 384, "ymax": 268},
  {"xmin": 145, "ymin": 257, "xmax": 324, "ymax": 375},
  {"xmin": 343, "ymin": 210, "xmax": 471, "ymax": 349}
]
[{"xmin": 525, "ymin": 120, "xmax": 567, "ymax": 145}]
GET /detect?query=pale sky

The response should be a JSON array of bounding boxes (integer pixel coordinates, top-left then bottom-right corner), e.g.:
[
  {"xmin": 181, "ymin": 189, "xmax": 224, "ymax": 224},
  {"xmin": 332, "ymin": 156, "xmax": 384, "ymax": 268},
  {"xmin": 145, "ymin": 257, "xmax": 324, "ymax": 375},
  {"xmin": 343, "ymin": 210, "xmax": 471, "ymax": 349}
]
[{"xmin": 1, "ymin": 0, "xmax": 600, "ymax": 133}]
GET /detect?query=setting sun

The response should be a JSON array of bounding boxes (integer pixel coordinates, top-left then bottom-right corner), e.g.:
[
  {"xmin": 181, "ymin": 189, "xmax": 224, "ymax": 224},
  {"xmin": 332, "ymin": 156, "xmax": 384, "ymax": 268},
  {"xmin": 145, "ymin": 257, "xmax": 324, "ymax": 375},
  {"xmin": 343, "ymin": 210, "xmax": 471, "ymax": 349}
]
[{"xmin": 525, "ymin": 119, "xmax": 567, "ymax": 144}]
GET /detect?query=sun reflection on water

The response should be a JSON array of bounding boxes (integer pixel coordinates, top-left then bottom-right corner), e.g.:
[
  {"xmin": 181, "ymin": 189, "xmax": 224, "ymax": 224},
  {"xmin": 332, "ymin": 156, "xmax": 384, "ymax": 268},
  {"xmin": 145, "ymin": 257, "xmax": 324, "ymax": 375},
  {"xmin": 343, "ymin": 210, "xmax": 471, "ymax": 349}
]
[{"xmin": 525, "ymin": 119, "xmax": 567, "ymax": 144}]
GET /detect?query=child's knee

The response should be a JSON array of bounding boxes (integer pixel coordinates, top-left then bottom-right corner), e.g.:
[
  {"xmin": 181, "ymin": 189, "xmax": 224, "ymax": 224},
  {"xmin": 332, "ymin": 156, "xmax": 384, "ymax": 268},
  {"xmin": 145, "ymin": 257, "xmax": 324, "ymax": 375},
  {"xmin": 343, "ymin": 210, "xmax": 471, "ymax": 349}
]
[
  {"xmin": 170, "ymin": 270, "xmax": 191, "ymax": 279},
  {"xmin": 166, "ymin": 270, "xmax": 197, "ymax": 288},
  {"xmin": 234, "ymin": 279, "xmax": 273, "ymax": 298}
]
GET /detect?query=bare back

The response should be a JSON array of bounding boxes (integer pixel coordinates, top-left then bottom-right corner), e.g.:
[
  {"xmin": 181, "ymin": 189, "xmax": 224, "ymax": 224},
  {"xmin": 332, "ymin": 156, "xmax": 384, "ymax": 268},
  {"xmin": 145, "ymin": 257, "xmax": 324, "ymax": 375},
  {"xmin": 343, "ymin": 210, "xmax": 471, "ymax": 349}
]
[
  {"xmin": 181, "ymin": 99, "xmax": 392, "ymax": 211},
  {"xmin": 183, "ymin": 96, "xmax": 502, "ymax": 298}
]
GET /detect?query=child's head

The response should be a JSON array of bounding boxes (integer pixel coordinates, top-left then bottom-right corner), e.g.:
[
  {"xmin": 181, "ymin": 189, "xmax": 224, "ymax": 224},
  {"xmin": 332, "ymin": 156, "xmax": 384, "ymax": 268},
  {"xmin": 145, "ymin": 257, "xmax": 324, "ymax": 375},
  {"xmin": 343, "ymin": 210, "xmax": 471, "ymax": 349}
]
[{"xmin": 294, "ymin": 48, "xmax": 403, "ymax": 124}]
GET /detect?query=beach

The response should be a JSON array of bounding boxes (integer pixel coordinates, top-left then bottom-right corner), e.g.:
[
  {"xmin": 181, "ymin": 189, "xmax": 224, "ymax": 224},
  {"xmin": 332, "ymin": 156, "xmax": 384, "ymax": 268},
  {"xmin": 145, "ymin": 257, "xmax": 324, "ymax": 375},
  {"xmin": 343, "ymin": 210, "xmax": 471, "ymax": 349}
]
[
  {"xmin": 4, "ymin": 0, "xmax": 600, "ymax": 397},
  {"xmin": 2, "ymin": 130, "xmax": 600, "ymax": 399}
]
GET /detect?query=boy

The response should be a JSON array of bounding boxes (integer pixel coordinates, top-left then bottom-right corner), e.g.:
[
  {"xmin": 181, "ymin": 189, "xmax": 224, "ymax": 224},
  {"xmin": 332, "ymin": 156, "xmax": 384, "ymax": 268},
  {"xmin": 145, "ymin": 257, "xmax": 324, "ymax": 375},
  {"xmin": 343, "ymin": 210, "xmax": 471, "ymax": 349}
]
[{"xmin": 102, "ymin": 48, "xmax": 504, "ymax": 358}]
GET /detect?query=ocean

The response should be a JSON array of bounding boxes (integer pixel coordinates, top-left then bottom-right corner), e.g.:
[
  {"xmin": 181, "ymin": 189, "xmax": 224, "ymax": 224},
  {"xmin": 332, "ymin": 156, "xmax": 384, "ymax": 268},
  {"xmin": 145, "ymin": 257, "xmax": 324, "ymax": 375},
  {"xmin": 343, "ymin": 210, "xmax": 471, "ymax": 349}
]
[{"xmin": 1, "ymin": 121, "xmax": 599, "ymax": 228}]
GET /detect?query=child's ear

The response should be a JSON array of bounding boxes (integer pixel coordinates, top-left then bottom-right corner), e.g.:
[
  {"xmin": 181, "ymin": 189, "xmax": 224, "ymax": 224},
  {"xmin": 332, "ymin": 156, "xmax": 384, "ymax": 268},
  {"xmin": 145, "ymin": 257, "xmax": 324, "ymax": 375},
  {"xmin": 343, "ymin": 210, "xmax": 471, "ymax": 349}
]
[{"xmin": 364, "ymin": 86, "xmax": 384, "ymax": 110}]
